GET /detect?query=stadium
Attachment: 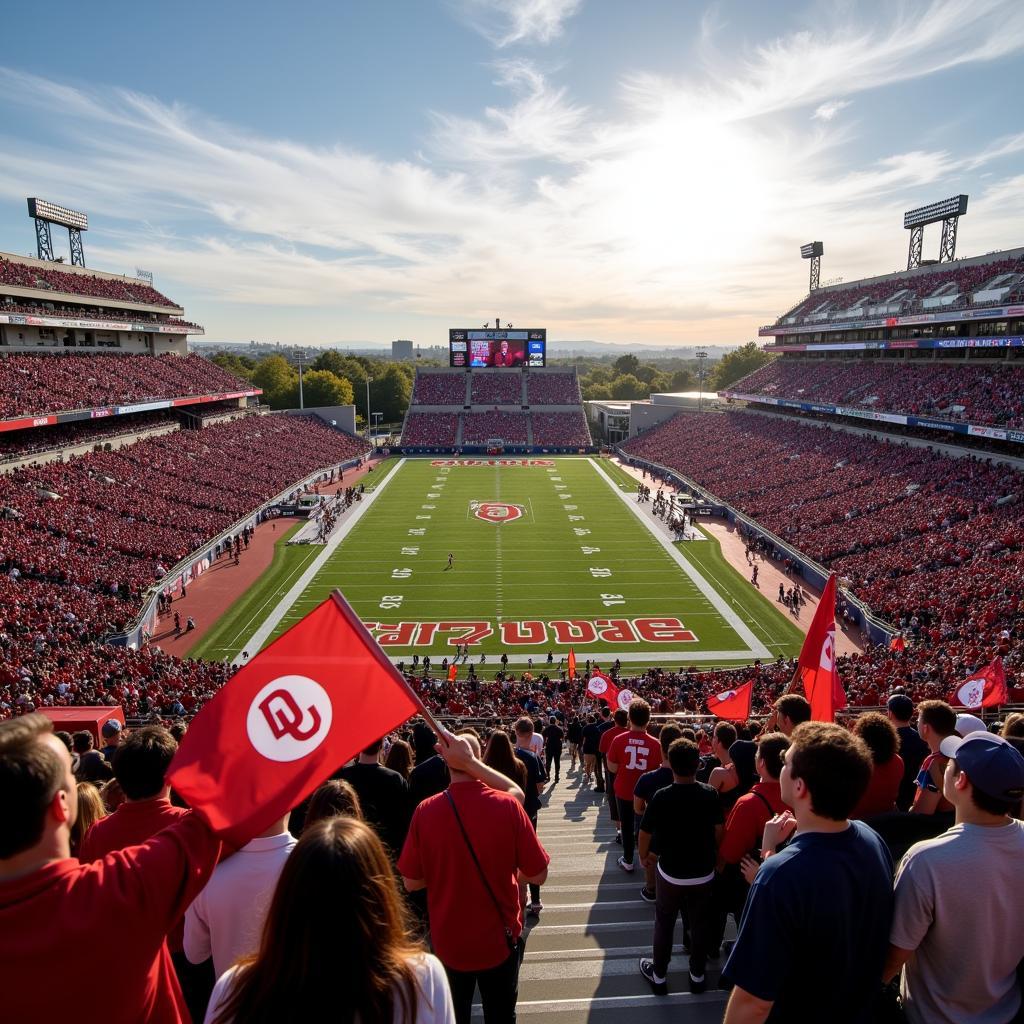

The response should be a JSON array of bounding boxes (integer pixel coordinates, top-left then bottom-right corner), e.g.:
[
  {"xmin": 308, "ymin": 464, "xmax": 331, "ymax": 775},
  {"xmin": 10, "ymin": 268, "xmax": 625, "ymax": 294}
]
[{"xmin": 2, "ymin": 185, "xmax": 1024, "ymax": 1020}]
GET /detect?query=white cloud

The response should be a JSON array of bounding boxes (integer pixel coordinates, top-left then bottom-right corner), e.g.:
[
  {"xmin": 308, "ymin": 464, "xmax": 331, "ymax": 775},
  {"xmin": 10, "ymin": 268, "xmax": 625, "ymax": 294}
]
[
  {"xmin": 459, "ymin": 0, "xmax": 582, "ymax": 47},
  {"xmin": 813, "ymin": 99, "xmax": 851, "ymax": 122}
]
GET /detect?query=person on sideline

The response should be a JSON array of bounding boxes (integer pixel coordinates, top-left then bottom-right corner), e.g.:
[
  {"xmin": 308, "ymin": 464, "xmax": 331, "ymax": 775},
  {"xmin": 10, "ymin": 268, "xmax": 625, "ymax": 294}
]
[{"xmin": 205, "ymin": 816, "xmax": 456, "ymax": 1023}]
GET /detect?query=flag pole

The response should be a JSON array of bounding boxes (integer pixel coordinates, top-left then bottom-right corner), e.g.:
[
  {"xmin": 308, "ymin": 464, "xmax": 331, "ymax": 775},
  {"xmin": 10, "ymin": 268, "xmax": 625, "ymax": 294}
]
[{"xmin": 330, "ymin": 589, "xmax": 449, "ymax": 740}]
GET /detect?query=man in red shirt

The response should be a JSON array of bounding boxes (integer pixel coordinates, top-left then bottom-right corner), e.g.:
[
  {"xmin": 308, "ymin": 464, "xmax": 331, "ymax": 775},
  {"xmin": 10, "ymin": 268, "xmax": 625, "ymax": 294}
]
[
  {"xmin": 599, "ymin": 707, "xmax": 628, "ymax": 843},
  {"xmin": 607, "ymin": 699, "xmax": 657, "ymax": 873},
  {"xmin": 399, "ymin": 731, "xmax": 548, "ymax": 1024},
  {"xmin": 0, "ymin": 713, "xmax": 221, "ymax": 1024},
  {"xmin": 79, "ymin": 725, "xmax": 212, "ymax": 1021}
]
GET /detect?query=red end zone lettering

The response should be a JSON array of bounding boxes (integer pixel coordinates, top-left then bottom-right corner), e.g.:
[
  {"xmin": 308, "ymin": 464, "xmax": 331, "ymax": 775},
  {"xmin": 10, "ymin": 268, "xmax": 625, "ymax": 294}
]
[
  {"xmin": 428, "ymin": 459, "xmax": 555, "ymax": 467},
  {"xmin": 363, "ymin": 619, "xmax": 697, "ymax": 647},
  {"xmin": 500, "ymin": 621, "xmax": 547, "ymax": 645},
  {"xmin": 633, "ymin": 618, "xmax": 698, "ymax": 643}
]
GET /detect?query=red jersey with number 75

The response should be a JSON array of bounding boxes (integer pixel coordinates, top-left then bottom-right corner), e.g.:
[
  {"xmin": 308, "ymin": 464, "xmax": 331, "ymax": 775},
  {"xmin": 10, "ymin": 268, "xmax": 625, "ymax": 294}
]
[{"xmin": 608, "ymin": 731, "xmax": 657, "ymax": 800}]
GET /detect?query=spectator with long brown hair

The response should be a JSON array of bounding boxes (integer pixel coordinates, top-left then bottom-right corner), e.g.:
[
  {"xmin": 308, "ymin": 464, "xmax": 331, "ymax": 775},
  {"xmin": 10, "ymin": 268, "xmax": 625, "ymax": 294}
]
[
  {"xmin": 482, "ymin": 730, "xmax": 527, "ymax": 792},
  {"xmin": 70, "ymin": 781, "xmax": 106, "ymax": 854},
  {"xmin": 385, "ymin": 739, "xmax": 415, "ymax": 782},
  {"xmin": 850, "ymin": 713, "xmax": 904, "ymax": 819},
  {"xmin": 207, "ymin": 816, "xmax": 455, "ymax": 1023},
  {"xmin": 304, "ymin": 779, "xmax": 363, "ymax": 828}
]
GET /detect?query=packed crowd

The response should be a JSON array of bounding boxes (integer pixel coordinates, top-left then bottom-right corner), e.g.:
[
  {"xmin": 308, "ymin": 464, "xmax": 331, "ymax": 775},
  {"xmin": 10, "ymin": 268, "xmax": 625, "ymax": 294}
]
[
  {"xmin": 0, "ymin": 410, "xmax": 180, "ymax": 461},
  {"xmin": 729, "ymin": 357, "xmax": 1024, "ymax": 428},
  {"xmin": 2, "ymin": 687, "xmax": 1021, "ymax": 1023},
  {"xmin": 0, "ymin": 256, "xmax": 178, "ymax": 307},
  {"xmin": 0, "ymin": 414, "xmax": 369, "ymax": 722},
  {"xmin": 526, "ymin": 372, "xmax": 581, "ymax": 405},
  {"xmin": 401, "ymin": 412, "xmax": 460, "ymax": 446},
  {"xmin": 461, "ymin": 411, "xmax": 529, "ymax": 444},
  {"xmin": 0, "ymin": 352, "xmax": 252, "ymax": 419},
  {"xmin": 469, "ymin": 373, "xmax": 523, "ymax": 405},
  {"xmin": 530, "ymin": 411, "xmax": 592, "ymax": 446},
  {"xmin": 1, "ymin": 298, "xmax": 200, "ymax": 330},
  {"xmin": 410, "ymin": 373, "xmax": 467, "ymax": 406},
  {"xmin": 778, "ymin": 254, "xmax": 1024, "ymax": 325}
]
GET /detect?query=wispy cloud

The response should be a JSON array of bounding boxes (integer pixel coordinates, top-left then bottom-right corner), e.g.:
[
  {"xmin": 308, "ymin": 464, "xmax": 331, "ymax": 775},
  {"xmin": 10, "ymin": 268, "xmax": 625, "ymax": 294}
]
[
  {"xmin": 0, "ymin": 0, "xmax": 1022, "ymax": 344},
  {"xmin": 458, "ymin": 0, "xmax": 582, "ymax": 47}
]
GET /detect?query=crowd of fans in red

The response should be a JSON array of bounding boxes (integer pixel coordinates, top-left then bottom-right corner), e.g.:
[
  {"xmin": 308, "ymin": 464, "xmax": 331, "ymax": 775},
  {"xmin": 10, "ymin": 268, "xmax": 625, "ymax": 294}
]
[
  {"xmin": 400, "ymin": 412, "xmax": 460, "ymax": 445},
  {"xmin": 470, "ymin": 373, "xmax": 523, "ymax": 405},
  {"xmin": 462, "ymin": 411, "xmax": 529, "ymax": 443},
  {"xmin": 779, "ymin": 254, "xmax": 1024, "ymax": 325},
  {"xmin": 0, "ymin": 411, "xmax": 179, "ymax": 462},
  {"xmin": 410, "ymin": 370, "xmax": 582, "ymax": 408},
  {"xmin": 526, "ymin": 373, "xmax": 581, "ymax": 405},
  {"xmin": 400, "ymin": 410, "xmax": 592, "ymax": 446},
  {"xmin": 531, "ymin": 411, "xmax": 592, "ymax": 446},
  {"xmin": 0, "ymin": 414, "xmax": 369, "ymax": 721},
  {"xmin": 729, "ymin": 357, "xmax": 1024, "ymax": 428},
  {"xmin": 0, "ymin": 352, "xmax": 253, "ymax": 419},
  {"xmin": 1, "ymin": 298, "xmax": 201, "ymax": 331},
  {"xmin": 0, "ymin": 256, "xmax": 178, "ymax": 307},
  {"xmin": 410, "ymin": 373, "xmax": 467, "ymax": 405}
]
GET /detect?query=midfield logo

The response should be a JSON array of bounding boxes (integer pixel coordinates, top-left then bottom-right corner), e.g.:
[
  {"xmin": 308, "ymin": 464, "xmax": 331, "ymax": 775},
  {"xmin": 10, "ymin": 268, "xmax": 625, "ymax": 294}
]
[{"xmin": 470, "ymin": 500, "xmax": 525, "ymax": 524}]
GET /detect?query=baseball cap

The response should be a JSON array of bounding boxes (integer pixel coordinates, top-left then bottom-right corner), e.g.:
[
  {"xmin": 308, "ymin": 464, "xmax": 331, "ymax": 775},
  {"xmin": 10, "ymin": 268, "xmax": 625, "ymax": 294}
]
[
  {"xmin": 955, "ymin": 713, "xmax": 988, "ymax": 737},
  {"xmin": 886, "ymin": 694, "xmax": 914, "ymax": 719},
  {"xmin": 101, "ymin": 720, "xmax": 122, "ymax": 737},
  {"xmin": 939, "ymin": 733, "xmax": 1024, "ymax": 801}
]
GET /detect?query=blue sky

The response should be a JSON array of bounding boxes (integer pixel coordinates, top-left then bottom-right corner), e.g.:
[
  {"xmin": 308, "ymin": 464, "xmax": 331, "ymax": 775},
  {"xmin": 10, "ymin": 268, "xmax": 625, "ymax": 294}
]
[{"xmin": 0, "ymin": 0, "xmax": 1022, "ymax": 346}]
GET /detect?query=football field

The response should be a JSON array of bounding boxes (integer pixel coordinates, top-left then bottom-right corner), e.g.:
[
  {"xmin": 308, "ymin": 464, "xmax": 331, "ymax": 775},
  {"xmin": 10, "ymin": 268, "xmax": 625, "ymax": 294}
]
[{"xmin": 195, "ymin": 457, "xmax": 804, "ymax": 669}]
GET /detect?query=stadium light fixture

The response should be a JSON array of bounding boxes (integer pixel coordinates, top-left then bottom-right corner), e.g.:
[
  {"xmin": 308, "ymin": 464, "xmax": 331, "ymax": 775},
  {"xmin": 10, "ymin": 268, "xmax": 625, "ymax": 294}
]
[
  {"xmin": 800, "ymin": 241, "xmax": 823, "ymax": 291},
  {"xmin": 27, "ymin": 198, "xmax": 89, "ymax": 231},
  {"xmin": 903, "ymin": 194, "xmax": 968, "ymax": 269},
  {"xmin": 903, "ymin": 195, "xmax": 968, "ymax": 230},
  {"xmin": 26, "ymin": 197, "xmax": 89, "ymax": 266}
]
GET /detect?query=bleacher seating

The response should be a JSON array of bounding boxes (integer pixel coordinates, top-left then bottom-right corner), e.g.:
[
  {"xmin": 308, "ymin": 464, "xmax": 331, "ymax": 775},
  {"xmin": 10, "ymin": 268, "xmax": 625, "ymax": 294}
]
[
  {"xmin": 0, "ymin": 256, "xmax": 177, "ymax": 307},
  {"xmin": 526, "ymin": 373, "xmax": 580, "ymax": 405},
  {"xmin": 462, "ymin": 411, "xmax": 529, "ymax": 443},
  {"xmin": 1, "ymin": 299, "xmax": 200, "ymax": 330},
  {"xmin": 0, "ymin": 411, "xmax": 179, "ymax": 462},
  {"xmin": 401, "ymin": 412, "xmax": 460, "ymax": 445},
  {"xmin": 531, "ymin": 411, "xmax": 592, "ymax": 445},
  {"xmin": 0, "ymin": 352, "xmax": 251, "ymax": 419},
  {"xmin": 410, "ymin": 373, "xmax": 466, "ymax": 406},
  {"xmin": 470, "ymin": 373, "xmax": 522, "ymax": 405},
  {"xmin": 728, "ymin": 358, "xmax": 1024, "ymax": 428}
]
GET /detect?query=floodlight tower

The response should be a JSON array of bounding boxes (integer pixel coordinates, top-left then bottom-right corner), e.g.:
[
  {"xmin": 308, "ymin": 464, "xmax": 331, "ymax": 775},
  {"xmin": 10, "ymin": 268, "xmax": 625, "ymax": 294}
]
[
  {"xmin": 903, "ymin": 195, "xmax": 968, "ymax": 270},
  {"xmin": 696, "ymin": 349, "xmax": 708, "ymax": 413},
  {"xmin": 800, "ymin": 241, "xmax": 823, "ymax": 292},
  {"xmin": 27, "ymin": 198, "xmax": 89, "ymax": 266}
]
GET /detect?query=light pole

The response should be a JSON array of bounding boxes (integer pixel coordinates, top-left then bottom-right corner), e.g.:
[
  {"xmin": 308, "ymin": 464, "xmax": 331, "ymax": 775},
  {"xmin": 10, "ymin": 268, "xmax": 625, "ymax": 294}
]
[
  {"xmin": 295, "ymin": 350, "xmax": 306, "ymax": 410},
  {"xmin": 372, "ymin": 411, "xmax": 383, "ymax": 442},
  {"xmin": 696, "ymin": 349, "xmax": 707, "ymax": 413},
  {"xmin": 365, "ymin": 377, "xmax": 373, "ymax": 441}
]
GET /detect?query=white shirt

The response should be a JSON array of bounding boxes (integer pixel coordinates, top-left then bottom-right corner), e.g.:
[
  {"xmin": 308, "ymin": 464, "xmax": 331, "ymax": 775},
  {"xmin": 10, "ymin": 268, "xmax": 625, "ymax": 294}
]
[
  {"xmin": 204, "ymin": 952, "xmax": 456, "ymax": 1023},
  {"xmin": 529, "ymin": 734, "xmax": 543, "ymax": 758},
  {"xmin": 184, "ymin": 832, "xmax": 297, "ymax": 977}
]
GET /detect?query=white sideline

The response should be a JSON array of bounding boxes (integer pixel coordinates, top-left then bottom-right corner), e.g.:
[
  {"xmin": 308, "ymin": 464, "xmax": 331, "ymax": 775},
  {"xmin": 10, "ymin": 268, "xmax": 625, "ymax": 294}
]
[
  {"xmin": 587, "ymin": 458, "xmax": 771, "ymax": 661},
  {"xmin": 232, "ymin": 458, "xmax": 406, "ymax": 665}
]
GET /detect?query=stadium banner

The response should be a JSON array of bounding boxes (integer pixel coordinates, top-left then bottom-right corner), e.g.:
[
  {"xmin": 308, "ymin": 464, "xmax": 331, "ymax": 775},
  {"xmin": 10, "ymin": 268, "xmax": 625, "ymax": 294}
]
[
  {"xmin": 362, "ymin": 617, "xmax": 699, "ymax": 648},
  {"xmin": 0, "ymin": 414, "xmax": 57, "ymax": 432},
  {"xmin": 968, "ymin": 425, "xmax": 1008, "ymax": 441},
  {"xmin": 768, "ymin": 335, "xmax": 1024, "ymax": 353},
  {"xmin": 760, "ymin": 304, "xmax": 1023, "ymax": 338},
  {"xmin": 171, "ymin": 390, "xmax": 260, "ymax": 407},
  {"xmin": 0, "ymin": 312, "xmax": 200, "ymax": 334},
  {"xmin": 115, "ymin": 401, "xmax": 172, "ymax": 415}
]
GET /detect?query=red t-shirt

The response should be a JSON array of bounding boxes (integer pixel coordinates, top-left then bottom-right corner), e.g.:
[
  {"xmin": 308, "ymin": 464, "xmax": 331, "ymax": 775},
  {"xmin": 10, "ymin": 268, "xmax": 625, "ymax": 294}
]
[
  {"xmin": 851, "ymin": 755, "xmax": 904, "ymax": 820},
  {"xmin": 608, "ymin": 730, "xmax": 657, "ymax": 800},
  {"xmin": 79, "ymin": 796, "xmax": 191, "ymax": 952},
  {"xmin": 397, "ymin": 780, "xmax": 549, "ymax": 972},
  {"xmin": 0, "ymin": 813, "xmax": 220, "ymax": 1024},
  {"xmin": 599, "ymin": 724, "xmax": 625, "ymax": 757},
  {"xmin": 718, "ymin": 781, "xmax": 789, "ymax": 865}
]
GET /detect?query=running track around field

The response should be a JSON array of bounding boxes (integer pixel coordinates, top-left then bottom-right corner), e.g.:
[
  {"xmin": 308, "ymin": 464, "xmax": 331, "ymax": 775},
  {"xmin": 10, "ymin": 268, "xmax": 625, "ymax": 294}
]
[
  {"xmin": 612, "ymin": 458, "xmax": 866, "ymax": 657},
  {"xmin": 148, "ymin": 459, "xmax": 378, "ymax": 658}
]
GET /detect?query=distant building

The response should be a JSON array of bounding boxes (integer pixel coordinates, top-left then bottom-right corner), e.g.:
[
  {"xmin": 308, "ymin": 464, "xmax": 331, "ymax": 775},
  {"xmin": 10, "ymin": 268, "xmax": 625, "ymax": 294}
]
[{"xmin": 392, "ymin": 339, "xmax": 414, "ymax": 360}]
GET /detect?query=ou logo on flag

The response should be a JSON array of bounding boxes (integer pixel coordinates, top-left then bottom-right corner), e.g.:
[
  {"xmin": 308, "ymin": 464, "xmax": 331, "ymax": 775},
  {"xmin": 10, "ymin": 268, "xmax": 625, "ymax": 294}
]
[
  {"xmin": 617, "ymin": 689, "xmax": 634, "ymax": 710},
  {"xmin": 246, "ymin": 675, "xmax": 333, "ymax": 762}
]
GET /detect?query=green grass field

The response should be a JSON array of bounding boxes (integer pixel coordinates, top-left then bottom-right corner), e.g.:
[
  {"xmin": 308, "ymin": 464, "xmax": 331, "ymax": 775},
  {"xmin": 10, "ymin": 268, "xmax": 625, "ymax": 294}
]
[{"xmin": 195, "ymin": 457, "xmax": 804, "ymax": 669}]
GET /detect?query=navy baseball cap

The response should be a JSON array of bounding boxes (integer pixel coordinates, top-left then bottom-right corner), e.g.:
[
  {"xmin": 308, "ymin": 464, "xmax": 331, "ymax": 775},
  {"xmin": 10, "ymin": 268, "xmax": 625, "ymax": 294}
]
[
  {"xmin": 940, "ymin": 733, "xmax": 1024, "ymax": 801},
  {"xmin": 101, "ymin": 720, "xmax": 122, "ymax": 737},
  {"xmin": 886, "ymin": 694, "xmax": 914, "ymax": 719}
]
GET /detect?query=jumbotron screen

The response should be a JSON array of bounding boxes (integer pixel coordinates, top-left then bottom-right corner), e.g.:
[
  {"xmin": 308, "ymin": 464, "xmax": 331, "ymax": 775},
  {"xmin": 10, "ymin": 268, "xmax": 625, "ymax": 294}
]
[{"xmin": 449, "ymin": 329, "xmax": 546, "ymax": 368}]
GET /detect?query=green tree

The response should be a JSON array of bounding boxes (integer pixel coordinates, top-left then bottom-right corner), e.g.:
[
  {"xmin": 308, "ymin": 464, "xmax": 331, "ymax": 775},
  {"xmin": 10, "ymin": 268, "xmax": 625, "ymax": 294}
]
[
  {"xmin": 582, "ymin": 381, "xmax": 613, "ymax": 401},
  {"xmin": 301, "ymin": 369, "xmax": 354, "ymax": 407},
  {"xmin": 210, "ymin": 352, "xmax": 254, "ymax": 380},
  {"xmin": 609, "ymin": 373, "xmax": 648, "ymax": 400},
  {"xmin": 613, "ymin": 353, "xmax": 641, "ymax": 376},
  {"xmin": 710, "ymin": 343, "xmax": 773, "ymax": 390},
  {"xmin": 370, "ymin": 365, "xmax": 413, "ymax": 421},
  {"xmin": 251, "ymin": 355, "xmax": 299, "ymax": 409},
  {"xmin": 311, "ymin": 350, "xmax": 348, "ymax": 376},
  {"xmin": 670, "ymin": 368, "xmax": 695, "ymax": 391},
  {"xmin": 634, "ymin": 364, "xmax": 659, "ymax": 384}
]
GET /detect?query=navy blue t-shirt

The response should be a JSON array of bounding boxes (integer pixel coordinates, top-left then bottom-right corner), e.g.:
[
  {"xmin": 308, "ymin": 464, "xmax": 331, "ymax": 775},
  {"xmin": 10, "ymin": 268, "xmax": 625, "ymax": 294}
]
[
  {"xmin": 514, "ymin": 746, "xmax": 546, "ymax": 817},
  {"xmin": 633, "ymin": 765, "xmax": 673, "ymax": 805},
  {"xmin": 722, "ymin": 820, "xmax": 894, "ymax": 1022}
]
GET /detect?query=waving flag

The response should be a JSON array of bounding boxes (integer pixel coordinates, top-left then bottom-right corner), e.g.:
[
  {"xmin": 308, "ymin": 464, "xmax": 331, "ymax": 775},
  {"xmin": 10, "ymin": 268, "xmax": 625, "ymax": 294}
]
[
  {"xmin": 949, "ymin": 658, "xmax": 1008, "ymax": 709},
  {"xmin": 616, "ymin": 687, "xmax": 635, "ymax": 712},
  {"xmin": 169, "ymin": 591, "xmax": 421, "ymax": 848},
  {"xmin": 447, "ymin": 662, "xmax": 458, "ymax": 682},
  {"xmin": 798, "ymin": 573, "xmax": 846, "ymax": 721},
  {"xmin": 586, "ymin": 670, "xmax": 619, "ymax": 707},
  {"xmin": 889, "ymin": 635, "xmax": 906, "ymax": 652},
  {"xmin": 567, "ymin": 647, "xmax": 577, "ymax": 679},
  {"xmin": 708, "ymin": 680, "xmax": 753, "ymax": 721}
]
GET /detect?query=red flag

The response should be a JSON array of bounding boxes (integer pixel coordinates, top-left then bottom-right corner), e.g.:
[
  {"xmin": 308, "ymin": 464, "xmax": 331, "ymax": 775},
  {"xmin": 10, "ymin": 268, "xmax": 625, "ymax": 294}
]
[
  {"xmin": 168, "ymin": 593, "xmax": 420, "ymax": 848},
  {"xmin": 949, "ymin": 658, "xmax": 1008, "ymax": 709},
  {"xmin": 567, "ymin": 648, "xmax": 577, "ymax": 679},
  {"xmin": 798, "ymin": 573, "xmax": 846, "ymax": 722},
  {"xmin": 889, "ymin": 635, "xmax": 905, "ymax": 652},
  {"xmin": 708, "ymin": 680, "xmax": 753, "ymax": 721},
  {"xmin": 586, "ymin": 670, "xmax": 619, "ymax": 707},
  {"xmin": 447, "ymin": 662, "xmax": 458, "ymax": 682}
]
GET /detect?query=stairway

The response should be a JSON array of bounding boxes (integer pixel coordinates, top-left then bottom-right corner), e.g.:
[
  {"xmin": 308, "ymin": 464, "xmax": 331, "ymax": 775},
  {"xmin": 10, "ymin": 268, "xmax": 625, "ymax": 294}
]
[{"xmin": 484, "ymin": 766, "xmax": 732, "ymax": 1021}]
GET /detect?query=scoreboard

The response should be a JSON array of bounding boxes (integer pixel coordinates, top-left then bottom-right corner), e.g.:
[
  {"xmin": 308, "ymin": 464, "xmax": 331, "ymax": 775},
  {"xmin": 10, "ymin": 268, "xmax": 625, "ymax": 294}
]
[{"xmin": 449, "ymin": 329, "xmax": 546, "ymax": 368}]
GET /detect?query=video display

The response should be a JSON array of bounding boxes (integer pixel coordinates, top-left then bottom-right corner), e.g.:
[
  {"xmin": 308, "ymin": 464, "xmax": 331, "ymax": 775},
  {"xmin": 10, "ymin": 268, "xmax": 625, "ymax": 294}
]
[{"xmin": 449, "ymin": 329, "xmax": 546, "ymax": 368}]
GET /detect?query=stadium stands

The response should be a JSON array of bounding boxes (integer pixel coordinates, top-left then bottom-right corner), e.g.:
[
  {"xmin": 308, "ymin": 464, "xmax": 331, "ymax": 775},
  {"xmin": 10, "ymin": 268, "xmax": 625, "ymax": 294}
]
[
  {"xmin": 531, "ymin": 411, "xmax": 592, "ymax": 446},
  {"xmin": 0, "ymin": 411, "xmax": 179, "ymax": 462},
  {"xmin": 400, "ymin": 412, "xmax": 460, "ymax": 445},
  {"xmin": 0, "ymin": 352, "xmax": 252, "ymax": 419},
  {"xmin": 1, "ymin": 299, "xmax": 201, "ymax": 330},
  {"xmin": 0, "ymin": 255, "xmax": 178, "ymax": 307},
  {"xmin": 462, "ymin": 411, "xmax": 529, "ymax": 443},
  {"xmin": 470, "ymin": 373, "xmax": 522, "ymax": 405},
  {"xmin": 410, "ymin": 372, "xmax": 466, "ymax": 406},
  {"xmin": 727, "ymin": 358, "xmax": 1024, "ymax": 428},
  {"xmin": 526, "ymin": 372, "xmax": 580, "ymax": 405}
]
